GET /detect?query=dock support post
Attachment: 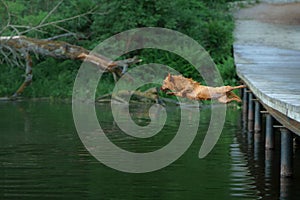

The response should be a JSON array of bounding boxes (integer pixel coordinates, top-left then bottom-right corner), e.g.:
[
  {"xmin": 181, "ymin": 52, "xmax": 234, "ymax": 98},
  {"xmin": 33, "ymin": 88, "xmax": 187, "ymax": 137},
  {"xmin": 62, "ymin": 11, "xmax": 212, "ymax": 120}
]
[
  {"xmin": 280, "ymin": 177, "xmax": 291, "ymax": 199},
  {"xmin": 265, "ymin": 114, "xmax": 274, "ymax": 149},
  {"xmin": 248, "ymin": 92, "xmax": 254, "ymax": 132},
  {"xmin": 254, "ymin": 132, "xmax": 261, "ymax": 161},
  {"xmin": 294, "ymin": 137, "xmax": 300, "ymax": 149},
  {"xmin": 254, "ymin": 101, "xmax": 261, "ymax": 132},
  {"xmin": 280, "ymin": 128, "xmax": 293, "ymax": 177},
  {"xmin": 242, "ymin": 88, "xmax": 248, "ymax": 123},
  {"xmin": 265, "ymin": 149, "xmax": 273, "ymax": 180}
]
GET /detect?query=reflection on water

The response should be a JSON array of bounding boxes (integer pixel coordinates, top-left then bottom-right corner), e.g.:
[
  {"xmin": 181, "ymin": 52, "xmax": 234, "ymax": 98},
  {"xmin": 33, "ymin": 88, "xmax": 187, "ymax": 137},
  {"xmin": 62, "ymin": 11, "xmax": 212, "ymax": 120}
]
[{"xmin": 1, "ymin": 101, "xmax": 300, "ymax": 199}]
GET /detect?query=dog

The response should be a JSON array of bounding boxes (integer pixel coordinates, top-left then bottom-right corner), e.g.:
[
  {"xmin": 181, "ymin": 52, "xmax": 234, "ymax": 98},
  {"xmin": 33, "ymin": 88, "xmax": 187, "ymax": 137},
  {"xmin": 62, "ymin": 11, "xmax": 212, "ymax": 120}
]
[{"xmin": 161, "ymin": 74, "xmax": 246, "ymax": 103}]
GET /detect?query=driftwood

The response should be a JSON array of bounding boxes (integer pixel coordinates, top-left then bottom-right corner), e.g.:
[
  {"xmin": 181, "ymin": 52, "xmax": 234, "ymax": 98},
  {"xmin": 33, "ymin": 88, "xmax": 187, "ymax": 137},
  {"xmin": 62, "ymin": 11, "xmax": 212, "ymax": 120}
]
[
  {"xmin": 0, "ymin": 36, "xmax": 141, "ymax": 98},
  {"xmin": 161, "ymin": 74, "xmax": 245, "ymax": 103}
]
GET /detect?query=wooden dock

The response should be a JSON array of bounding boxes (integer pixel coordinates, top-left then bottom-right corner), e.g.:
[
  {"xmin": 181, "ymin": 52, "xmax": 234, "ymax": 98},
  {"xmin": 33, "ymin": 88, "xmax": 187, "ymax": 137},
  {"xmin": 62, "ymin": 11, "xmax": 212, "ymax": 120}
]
[{"xmin": 233, "ymin": 2, "xmax": 300, "ymax": 135}]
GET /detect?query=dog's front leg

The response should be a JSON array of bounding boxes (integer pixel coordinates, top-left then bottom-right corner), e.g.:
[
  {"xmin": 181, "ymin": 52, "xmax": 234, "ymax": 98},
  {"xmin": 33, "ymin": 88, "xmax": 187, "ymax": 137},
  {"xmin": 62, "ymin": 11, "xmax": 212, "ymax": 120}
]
[{"xmin": 167, "ymin": 91, "xmax": 184, "ymax": 97}]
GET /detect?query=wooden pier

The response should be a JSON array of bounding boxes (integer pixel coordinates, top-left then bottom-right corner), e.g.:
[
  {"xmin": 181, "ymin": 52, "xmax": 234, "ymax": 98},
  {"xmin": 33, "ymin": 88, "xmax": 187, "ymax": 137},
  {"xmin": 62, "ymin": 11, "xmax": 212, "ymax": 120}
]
[{"xmin": 233, "ymin": 2, "xmax": 300, "ymax": 178}]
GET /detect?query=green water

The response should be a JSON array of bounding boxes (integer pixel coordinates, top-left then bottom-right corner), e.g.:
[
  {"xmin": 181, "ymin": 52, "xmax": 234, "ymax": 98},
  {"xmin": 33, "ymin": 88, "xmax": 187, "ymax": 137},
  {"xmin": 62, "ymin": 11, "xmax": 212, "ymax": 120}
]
[{"xmin": 1, "ymin": 102, "xmax": 300, "ymax": 199}]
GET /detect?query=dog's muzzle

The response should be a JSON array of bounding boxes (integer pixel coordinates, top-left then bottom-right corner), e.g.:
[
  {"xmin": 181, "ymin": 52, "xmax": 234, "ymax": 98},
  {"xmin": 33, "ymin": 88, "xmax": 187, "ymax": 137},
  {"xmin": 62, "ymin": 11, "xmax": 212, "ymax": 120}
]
[{"xmin": 160, "ymin": 86, "xmax": 169, "ymax": 92}]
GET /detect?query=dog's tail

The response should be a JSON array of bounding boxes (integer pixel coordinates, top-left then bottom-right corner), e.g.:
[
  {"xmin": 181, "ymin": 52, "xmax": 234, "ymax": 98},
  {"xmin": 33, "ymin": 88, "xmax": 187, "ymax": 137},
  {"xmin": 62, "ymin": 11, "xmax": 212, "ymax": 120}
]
[{"xmin": 232, "ymin": 85, "xmax": 247, "ymax": 90}]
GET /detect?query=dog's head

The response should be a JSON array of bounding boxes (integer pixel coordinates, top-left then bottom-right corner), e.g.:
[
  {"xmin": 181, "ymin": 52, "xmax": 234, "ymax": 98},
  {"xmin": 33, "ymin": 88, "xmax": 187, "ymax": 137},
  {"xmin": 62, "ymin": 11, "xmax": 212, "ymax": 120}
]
[{"xmin": 161, "ymin": 73, "xmax": 176, "ymax": 92}]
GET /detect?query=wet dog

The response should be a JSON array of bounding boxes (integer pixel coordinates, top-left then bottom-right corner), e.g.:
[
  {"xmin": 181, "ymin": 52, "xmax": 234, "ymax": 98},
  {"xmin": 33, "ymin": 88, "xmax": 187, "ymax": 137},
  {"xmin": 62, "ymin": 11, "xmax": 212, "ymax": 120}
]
[{"xmin": 161, "ymin": 74, "xmax": 246, "ymax": 103}]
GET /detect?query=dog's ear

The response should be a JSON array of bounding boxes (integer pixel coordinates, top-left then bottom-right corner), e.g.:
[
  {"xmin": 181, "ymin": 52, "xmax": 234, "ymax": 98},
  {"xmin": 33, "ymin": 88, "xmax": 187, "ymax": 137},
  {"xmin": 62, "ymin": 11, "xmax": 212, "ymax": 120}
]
[
  {"xmin": 168, "ymin": 73, "xmax": 174, "ymax": 82},
  {"xmin": 167, "ymin": 73, "xmax": 171, "ymax": 79}
]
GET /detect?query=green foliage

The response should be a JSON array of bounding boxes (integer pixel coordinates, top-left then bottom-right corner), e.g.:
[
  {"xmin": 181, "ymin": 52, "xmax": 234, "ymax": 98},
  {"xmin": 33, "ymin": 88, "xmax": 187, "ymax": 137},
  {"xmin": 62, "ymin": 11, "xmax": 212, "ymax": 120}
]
[
  {"xmin": 0, "ymin": 64, "xmax": 23, "ymax": 96},
  {"xmin": 91, "ymin": 0, "xmax": 236, "ymax": 81},
  {"xmin": 217, "ymin": 57, "xmax": 238, "ymax": 86},
  {"xmin": 0, "ymin": 0, "xmax": 240, "ymax": 98},
  {"xmin": 136, "ymin": 49, "xmax": 203, "ymax": 81},
  {"xmin": 91, "ymin": 0, "xmax": 235, "ymax": 60}
]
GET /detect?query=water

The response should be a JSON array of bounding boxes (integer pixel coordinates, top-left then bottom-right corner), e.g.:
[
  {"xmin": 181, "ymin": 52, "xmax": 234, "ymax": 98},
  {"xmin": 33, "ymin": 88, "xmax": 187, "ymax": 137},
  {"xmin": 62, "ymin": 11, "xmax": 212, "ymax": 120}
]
[{"xmin": 1, "ymin": 101, "xmax": 300, "ymax": 199}]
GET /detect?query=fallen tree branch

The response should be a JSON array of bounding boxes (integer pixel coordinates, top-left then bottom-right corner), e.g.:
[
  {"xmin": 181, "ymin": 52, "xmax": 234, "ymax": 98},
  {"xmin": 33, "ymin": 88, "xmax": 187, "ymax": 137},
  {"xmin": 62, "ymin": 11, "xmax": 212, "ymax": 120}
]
[
  {"xmin": 0, "ymin": 36, "xmax": 141, "ymax": 98},
  {"xmin": 11, "ymin": 52, "xmax": 33, "ymax": 98},
  {"xmin": 0, "ymin": 36, "xmax": 140, "ymax": 69}
]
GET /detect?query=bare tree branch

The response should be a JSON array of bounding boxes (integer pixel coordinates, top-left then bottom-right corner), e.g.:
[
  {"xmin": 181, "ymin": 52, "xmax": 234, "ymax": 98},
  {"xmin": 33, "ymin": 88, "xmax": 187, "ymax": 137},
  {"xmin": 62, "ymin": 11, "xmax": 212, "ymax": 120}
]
[
  {"xmin": 11, "ymin": 52, "xmax": 33, "ymax": 98},
  {"xmin": 46, "ymin": 33, "xmax": 76, "ymax": 41},
  {"xmin": 19, "ymin": 8, "xmax": 96, "ymax": 35},
  {"xmin": 38, "ymin": 0, "xmax": 63, "ymax": 26}
]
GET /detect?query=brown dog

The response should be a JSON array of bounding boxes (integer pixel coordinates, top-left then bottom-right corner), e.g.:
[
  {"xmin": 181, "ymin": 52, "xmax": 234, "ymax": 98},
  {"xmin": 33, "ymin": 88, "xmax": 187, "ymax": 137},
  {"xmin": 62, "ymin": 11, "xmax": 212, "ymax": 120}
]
[{"xmin": 161, "ymin": 74, "xmax": 246, "ymax": 103}]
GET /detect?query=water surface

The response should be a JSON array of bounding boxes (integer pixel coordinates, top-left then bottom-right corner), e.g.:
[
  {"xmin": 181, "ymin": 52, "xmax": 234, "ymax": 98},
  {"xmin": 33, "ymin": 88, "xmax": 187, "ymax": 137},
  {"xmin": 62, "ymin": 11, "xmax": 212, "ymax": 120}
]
[{"xmin": 1, "ymin": 101, "xmax": 300, "ymax": 199}]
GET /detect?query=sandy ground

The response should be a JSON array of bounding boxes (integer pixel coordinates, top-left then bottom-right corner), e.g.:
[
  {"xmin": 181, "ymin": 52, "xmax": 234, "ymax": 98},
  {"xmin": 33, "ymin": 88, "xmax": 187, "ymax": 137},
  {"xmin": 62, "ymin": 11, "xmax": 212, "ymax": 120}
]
[{"xmin": 234, "ymin": 3, "xmax": 300, "ymax": 50}]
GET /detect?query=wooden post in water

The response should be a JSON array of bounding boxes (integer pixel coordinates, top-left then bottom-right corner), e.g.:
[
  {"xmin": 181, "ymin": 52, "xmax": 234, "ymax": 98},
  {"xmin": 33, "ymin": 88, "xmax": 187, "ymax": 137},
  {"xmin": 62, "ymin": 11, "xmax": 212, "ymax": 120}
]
[
  {"xmin": 248, "ymin": 92, "xmax": 254, "ymax": 132},
  {"xmin": 265, "ymin": 149, "xmax": 273, "ymax": 180},
  {"xmin": 254, "ymin": 101, "xmax": 261, "ymax": 132},
  {"xmin": 280, "ymin": 177, "xmax": 291, "ymax": 199},
  {"xmin": 243, "ymin": 88, "xmax": 248, "ymax": 123},
  {"xmin": 254, "ymin": 132, "xmax": 261, "ymax": 161},
  {"xmin": 265, "ymin": 114, "xmax": 274, "ymax": 149},
  {"xmin": 280, "ymin": 128, "xmax": 293, "ymax": 177}
]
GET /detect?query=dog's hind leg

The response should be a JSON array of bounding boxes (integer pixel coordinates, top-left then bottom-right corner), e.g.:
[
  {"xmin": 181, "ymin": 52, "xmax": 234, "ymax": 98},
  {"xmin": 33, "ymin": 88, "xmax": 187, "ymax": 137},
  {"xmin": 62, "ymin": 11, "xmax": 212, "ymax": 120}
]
[
  {"xmin": 227, "ymin": 92, "xmax": 242, "ymax": 102},
  {"xmin": 217, "ymin": 94, "xmax": 241, "ymax": 103},
  {"xmin": 217, "ymin": 95, "xmax": 230, "ymax": 103}
]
